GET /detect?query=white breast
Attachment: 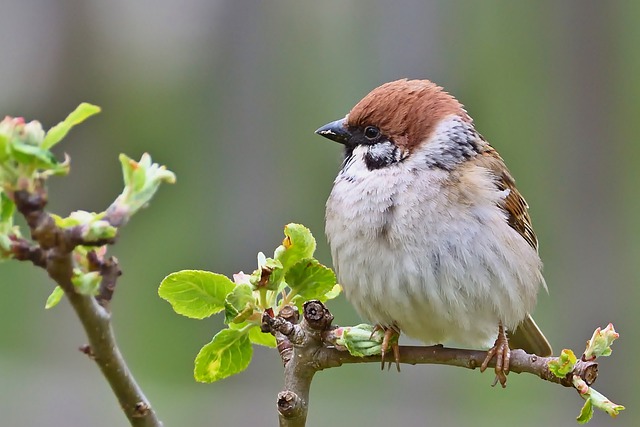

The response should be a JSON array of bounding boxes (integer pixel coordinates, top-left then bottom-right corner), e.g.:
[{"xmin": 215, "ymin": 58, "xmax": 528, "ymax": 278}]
[{"xmin": 325, "ymin": 144, "xmax": 544, "ymax": 349}]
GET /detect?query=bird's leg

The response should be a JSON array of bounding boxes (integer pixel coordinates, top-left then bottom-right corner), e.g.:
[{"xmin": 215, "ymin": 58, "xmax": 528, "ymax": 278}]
[
  {"xmin": 480, "ymin": 321, "xmax": 510, "ymax": 387},
  {"xmin": 371, "ymin": 324, "xmax": 401, "ymax": 372}
]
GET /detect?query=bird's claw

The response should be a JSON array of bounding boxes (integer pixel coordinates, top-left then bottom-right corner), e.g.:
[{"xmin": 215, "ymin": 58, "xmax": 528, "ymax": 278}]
[
  {"xmin": 372, "ymin": 325, "xmax": 401, "ymax": 372},
  {"xmin": 480, "ymin": 322, "xmax": 510, "ymax": 388}
]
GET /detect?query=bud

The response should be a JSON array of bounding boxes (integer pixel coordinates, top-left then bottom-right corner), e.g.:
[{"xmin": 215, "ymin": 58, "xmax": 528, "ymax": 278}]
[{"xmin": 583, "ymin": 323, "xmax": 619, "ymax": 361}]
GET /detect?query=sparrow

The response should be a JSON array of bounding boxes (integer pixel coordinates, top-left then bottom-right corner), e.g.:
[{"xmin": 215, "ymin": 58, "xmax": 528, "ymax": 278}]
[{"xmin": 315, "ymin": 79, "xmax": 551, "ymax": 386}]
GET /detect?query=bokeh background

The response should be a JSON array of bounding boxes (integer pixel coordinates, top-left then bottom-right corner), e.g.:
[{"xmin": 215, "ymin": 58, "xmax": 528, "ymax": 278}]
[{"xmin": 1, "ymin": 1, "xmax": 638, "ymax": 426}]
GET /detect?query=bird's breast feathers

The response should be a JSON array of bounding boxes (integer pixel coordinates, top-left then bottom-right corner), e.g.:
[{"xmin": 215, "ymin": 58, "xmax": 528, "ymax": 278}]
[{"xmin": 325, "ymin": 118, "xmax": 544, "ymax": 347}]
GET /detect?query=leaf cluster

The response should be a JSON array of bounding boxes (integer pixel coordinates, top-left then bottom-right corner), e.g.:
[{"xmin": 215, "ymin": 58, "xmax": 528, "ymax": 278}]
[
  {"xmin": 0, "ymin": 105, "xmax": 99, "ymax": 257},
  {"xmin": 548, "ymin": 324, "xmax": 624, "ymax": 423},
  {"xmin": 0, "ymin": 104, "xmax": 175, "ymax": 307},
  {"xmin": 158, "ymin": 223, "xmax": 340, "ymax": 382}
]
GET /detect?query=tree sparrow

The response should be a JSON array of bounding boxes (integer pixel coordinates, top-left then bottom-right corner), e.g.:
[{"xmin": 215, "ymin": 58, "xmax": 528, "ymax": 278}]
[{"xmin": 316, "ymin": 79, "xmax": 551, "ymax": 386}]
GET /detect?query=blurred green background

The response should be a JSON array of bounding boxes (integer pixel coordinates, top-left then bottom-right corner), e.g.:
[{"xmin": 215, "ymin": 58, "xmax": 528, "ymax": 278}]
[{"xmin": 1, "ymin": 1, "xmax": 638, "ymax": 426}]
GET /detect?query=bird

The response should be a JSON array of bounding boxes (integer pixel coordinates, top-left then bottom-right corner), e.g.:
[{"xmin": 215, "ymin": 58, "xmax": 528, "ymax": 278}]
[{"xmin": 315, "ymin": 78, "xmax": 551, "ymax": 387}]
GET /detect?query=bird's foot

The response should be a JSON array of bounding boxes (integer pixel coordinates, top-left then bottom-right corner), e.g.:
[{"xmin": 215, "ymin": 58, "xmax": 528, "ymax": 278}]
[
  {"xmin": 371, "ymin": 324, "xmax": 401, "ymax": 372},
  {"xmin": 480, "ymin": 322, "xmax": 510, "ymax": 388}
]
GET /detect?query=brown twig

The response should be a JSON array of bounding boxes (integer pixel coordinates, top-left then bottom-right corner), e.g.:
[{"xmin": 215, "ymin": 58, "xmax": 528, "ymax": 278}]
[
  {"xmin": 91, "ymin": 252, "xmax": 122, "ymax": 310},
  {"xmin": 317, "ymin": 344, "xmax": 598, "ymax": 387},
  {"xmin": 11, "ymin": 188, "xmax": 162, "ymax": 427},
  {"xmin": 10, "ymin": 236, "xmax": 47, "ymax": 268},
  {"xmin": 263, "ymin": 302, "xmax": 329, "ymax": 427}
]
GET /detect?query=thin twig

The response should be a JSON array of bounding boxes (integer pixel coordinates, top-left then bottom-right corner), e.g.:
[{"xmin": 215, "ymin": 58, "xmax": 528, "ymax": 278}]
[
  {"xmin": 316, "ymin": 345, "xmax": 598, "ymax": 387},
  {"xmin": 12, "ymin": 189, "xmax": 162, "ymax": 427}
]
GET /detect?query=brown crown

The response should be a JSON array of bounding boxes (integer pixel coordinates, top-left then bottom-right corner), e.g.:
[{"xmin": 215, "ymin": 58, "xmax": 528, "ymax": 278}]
[{"xmin": 347, "ymin": 79, "xmax": 471, "ymax": 149}]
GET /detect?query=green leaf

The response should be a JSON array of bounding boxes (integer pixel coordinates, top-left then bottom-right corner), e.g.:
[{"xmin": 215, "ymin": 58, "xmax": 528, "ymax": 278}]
[
  {"xmin": 248, "ymin": 325, "xmax": 277, "ymax": 348},
  {"xmin": 588, "ymin": 387, "xmax": 625, "ymax": 419},
  {"xmin": 577, "ymin": 398, "xmax": 594, "ymax": 424},
  {"xmin": 285, "ymin": 258, "xmax": 336, "ymax": 300},
  {"xmin": 573, "ymin": 375, "xmax": 625, "ymax": 422},
  {"xmin": 0, "ymin": 134, "xmax": 10, "ymax": 161},
  {"xmin": 322, "ymin": 284, "xmax": 342, "ymax": 301},
  {"xmin": 159, "ymin": 270, "xmax": 235, "ymax": 319},
  {"xmin": 274, "ymin": 223, "xmax": 316, "ymax": 271},
  {"xmin": 45, "ymin": 286, "xmax": 64, "ymax": 309},
  {"xmin": 0, "ymin": 192, "xmax": 15, "ymax": 222},
  {"xmin": 287, "ymin": 284, "xmax": 341, "ymax": 311},
  {"xmin": 0, "ymin": 193, "xmax": 18, "ymax": 255},
  {"xmin": 224, "ymin": 283, "xmax": 254, "ymax": 324},
  {"xmin": 111, "ymin": 153, "xmax": 176, "ymax": 221},
  {"xmin": 548, "ymin": 349, "xmax": 577, "ymax": 377},
  {"xmin": 10, "ymin": 140, "xmax": 58, "ymax": 168},
  {"xmin": 194, "ymin": 328, "xmax": 252, "ymax": 383},
  {"xmin": 42, "ymin": 103, "xmax": 101, "ymax": 150},
  {"xmin": 130, "ymin": 160, "xmax": 147, "ymax": 192},
  {"xmin": 229, "ymin": 322, "xmax": 276, "ymax": 347}
]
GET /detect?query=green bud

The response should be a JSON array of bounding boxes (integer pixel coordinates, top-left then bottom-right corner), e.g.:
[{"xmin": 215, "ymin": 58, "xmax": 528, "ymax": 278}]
[
  {"xmin": 335, "ymin": 324, "xmax": 386, "ymax": 357},
  {"xmin": 71, "ymin": 270, "xmax": 101, "ymax": 295},
  {"xmin": 548, "ymin": 349, "xmax": 577, "ymax": 377},
  {"xmin": 583, "ymin": 323, "xmax": 619, "ymax": 361}
]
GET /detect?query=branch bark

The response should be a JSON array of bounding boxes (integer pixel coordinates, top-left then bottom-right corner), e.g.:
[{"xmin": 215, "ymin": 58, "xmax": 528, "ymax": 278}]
[
  {"xmin": 263, "ymin": 300, "xmax": 598, "ymax": 427},
  {"xmin": 12, "ymin": 189, "xmax": 162, "ymax": 427}
]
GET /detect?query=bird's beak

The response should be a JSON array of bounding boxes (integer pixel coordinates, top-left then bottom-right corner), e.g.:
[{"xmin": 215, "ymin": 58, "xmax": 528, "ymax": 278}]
[{"xmin": 315, "ymin": 118, "xmax": 352, "ymax": 145}]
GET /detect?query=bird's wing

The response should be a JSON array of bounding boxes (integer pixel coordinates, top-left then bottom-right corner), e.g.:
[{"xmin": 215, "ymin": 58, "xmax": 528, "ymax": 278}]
[
  {"xmin": 473, "ymin": 145, "xmax": 538, "ymax": 251},
  {"xmin": 472, "ymin": 143, "xmax": 552, "ymax": 356}
]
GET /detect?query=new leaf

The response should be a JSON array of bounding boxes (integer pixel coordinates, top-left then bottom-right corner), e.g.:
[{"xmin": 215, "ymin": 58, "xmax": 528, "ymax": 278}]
[
  {"xmin": 274, "ymin": 223, "xmax": 316, "ymax": 271},
  {"xmin": 286, "ymin": 258, "xmax": 336, "ymax": 300},
  {"xmin": 42, "ymin": 103, "xmax": 101, "ymax": 150},
  {"xmin": 159, "ymin": 270, "xmax": 235, "ymax": 319},
  {"xmin": 194, "ymin": 329, "xmax": 253, "ymax": 383}
]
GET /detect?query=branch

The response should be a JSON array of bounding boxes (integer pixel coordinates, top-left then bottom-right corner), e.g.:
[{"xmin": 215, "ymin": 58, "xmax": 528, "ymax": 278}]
[
  {"xmin": 12, "ymin": 189, "xmax": 162, "ymax": 427},
  {"xmin": 262, "ymin": 303, "xmax": 333, "ymax": 427},
  {"xmin": 262, "ymin": 300, "xmax": 603, "ymax": 427},
  {"xmin": 317, "ymin": 344, "xmax": 598, "ymax": 387},
  {"xmin": 90, "ymin": 251, "xmax": 122, "ymax": 309}
]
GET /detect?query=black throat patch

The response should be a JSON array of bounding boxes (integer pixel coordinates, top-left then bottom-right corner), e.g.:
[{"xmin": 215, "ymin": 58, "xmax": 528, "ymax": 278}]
[{"xmin": 363, "ymin": 141, "xmax": 403, "ymax": 171}]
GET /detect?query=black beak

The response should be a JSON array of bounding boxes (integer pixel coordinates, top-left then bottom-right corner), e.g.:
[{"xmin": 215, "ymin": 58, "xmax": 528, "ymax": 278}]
[{"xmin": 315, "ymin": 118, "xmax": 352, "ymax": 145}]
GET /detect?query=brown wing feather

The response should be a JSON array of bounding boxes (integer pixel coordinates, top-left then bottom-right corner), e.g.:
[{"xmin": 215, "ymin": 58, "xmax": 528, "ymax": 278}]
[
  {"xmin": 473, "ymin": 145, "xmax": 538, "ymax": 251},
  {"xmin": 472, "ymin": 142, "xmax": 551, "ymax": 356}
]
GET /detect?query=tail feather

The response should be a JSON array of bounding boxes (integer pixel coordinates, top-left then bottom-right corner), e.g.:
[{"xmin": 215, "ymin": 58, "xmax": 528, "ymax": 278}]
[{"xmin": 508, "ymin": 314, "xmax": 552, "ymax": 356}]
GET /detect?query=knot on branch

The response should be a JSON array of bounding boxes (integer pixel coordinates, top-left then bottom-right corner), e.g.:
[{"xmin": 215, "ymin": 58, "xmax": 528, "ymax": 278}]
[
  {"xmin": 582, "ymin": 362, "xmax": 599, "ymax": 385},
  {"xmin": 302, "ymin": 300, "xmax": 333, "ymax": 331},
  {"xmin": 261, "ymin": 308, "xmax": 297, "ymax": 338},
  {"xmin": 560, "ymin": 359, "xmax": 598, "ymax": 387},
  {"xmin": 10, "ymin": 237, "xmax": 46, "ymax": 268},
  {"xmin": 277, "ymin": 390, "xmax": 305, "ymax": 420},
  {"xmin": 279, "ymin": 305, "xmax": 300, "ymax": 324},
  {"xmin": 14, "ymin": 189, "xmax": 59, "ymax": 249},
  {"xmin": 133, "ymin": 401, "xmax": 151, "ymax": 418},
  {"xmin": 91, "ymin": 253, "xmax": 122, "ymax": 309},
  {"xmin": 78, "ymin": 344, "xmax": 95, "ymax": 359},
  {"xmin": 14, "ymin": 188, "xmax": 47, "ymax": 213}
]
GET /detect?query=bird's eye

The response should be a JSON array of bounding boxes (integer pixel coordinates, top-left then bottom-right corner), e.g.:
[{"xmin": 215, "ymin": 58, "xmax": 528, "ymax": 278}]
[{"xmin": 363, "ymin": 126, "xmax": 380, "ymax": 140}]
